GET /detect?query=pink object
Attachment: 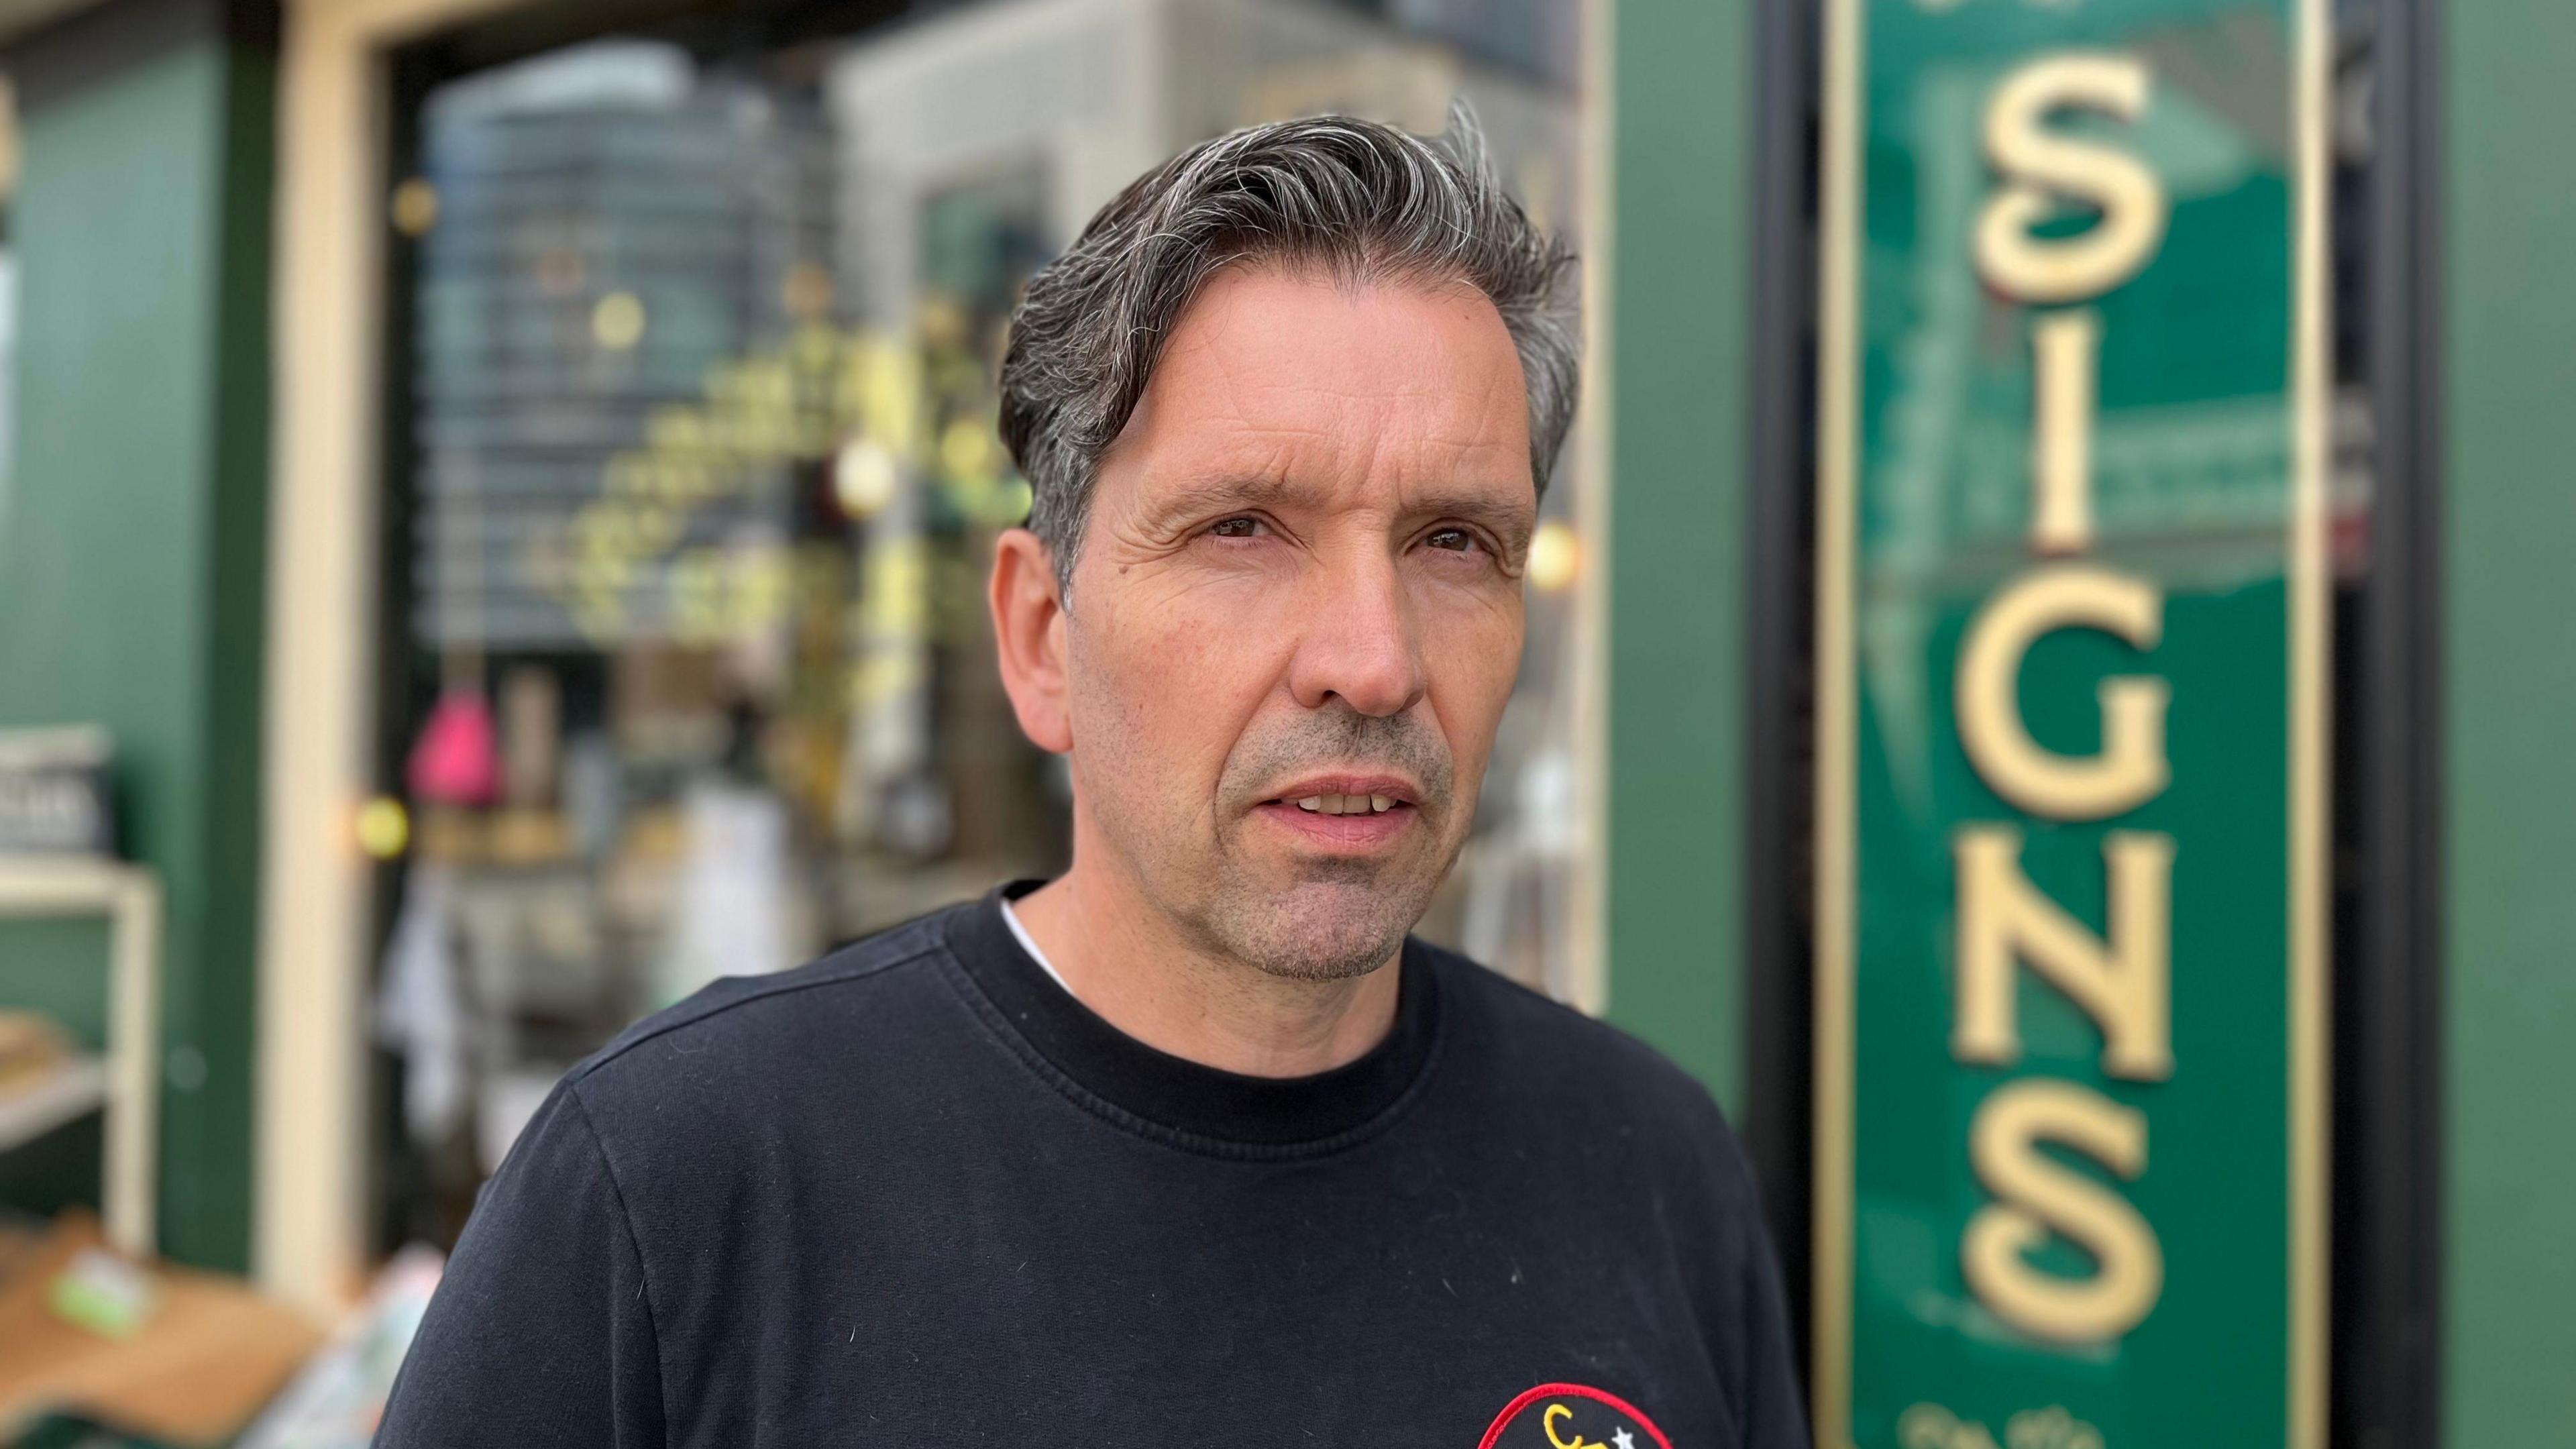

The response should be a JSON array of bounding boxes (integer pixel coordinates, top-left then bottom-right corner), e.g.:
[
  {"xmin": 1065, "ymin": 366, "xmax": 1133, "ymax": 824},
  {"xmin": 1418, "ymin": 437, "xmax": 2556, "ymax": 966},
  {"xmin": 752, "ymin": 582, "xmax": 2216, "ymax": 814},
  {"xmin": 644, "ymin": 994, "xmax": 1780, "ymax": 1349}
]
[{"xmin": 407, "ymin": 689, "xmax": 501, "ymax": 806}]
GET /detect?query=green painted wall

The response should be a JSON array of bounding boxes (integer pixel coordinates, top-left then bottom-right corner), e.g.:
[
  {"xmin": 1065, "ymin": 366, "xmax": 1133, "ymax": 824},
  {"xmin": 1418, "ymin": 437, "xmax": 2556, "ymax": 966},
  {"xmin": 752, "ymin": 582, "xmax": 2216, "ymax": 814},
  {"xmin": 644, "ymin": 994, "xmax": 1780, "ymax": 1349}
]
[
  {"xmin": 2441, "ymin": 3, "xmax": 2576, "ymax": 1440},
  {"xmin": 1600, "ymin": 0, "xmax": 1757, "ymax": 1113},
  {"xmin": 0, "ymin": 25, "xmax": 272, "ymax": 1271}
]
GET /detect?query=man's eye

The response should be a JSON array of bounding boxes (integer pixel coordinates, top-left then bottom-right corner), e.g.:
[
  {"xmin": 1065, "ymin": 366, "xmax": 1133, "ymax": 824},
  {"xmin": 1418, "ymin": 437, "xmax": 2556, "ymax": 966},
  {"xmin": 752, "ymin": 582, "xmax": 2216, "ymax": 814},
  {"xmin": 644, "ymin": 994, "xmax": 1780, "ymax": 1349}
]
[
  {"xmin": 1208, "ymin": 517, "xmax": 1261, "ymax": 539},
  {"xmin": 1425, "ymin": 527, "xmax": 1479, "ymax": 553}
]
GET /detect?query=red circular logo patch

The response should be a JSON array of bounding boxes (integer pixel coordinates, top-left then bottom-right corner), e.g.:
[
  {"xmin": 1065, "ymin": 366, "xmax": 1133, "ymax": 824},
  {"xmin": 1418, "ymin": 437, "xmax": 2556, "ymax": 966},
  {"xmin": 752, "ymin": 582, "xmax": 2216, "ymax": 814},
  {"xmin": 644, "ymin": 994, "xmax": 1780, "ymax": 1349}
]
[{"xmin": 1479, "ymin": 1383, "xmax": 1674, "ymax": 1449}]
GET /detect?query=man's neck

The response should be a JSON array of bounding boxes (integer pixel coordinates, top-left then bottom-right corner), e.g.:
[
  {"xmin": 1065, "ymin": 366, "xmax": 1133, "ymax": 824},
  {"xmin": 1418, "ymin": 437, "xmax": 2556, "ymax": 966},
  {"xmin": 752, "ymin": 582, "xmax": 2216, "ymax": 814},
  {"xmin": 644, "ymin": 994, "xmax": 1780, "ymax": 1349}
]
[{"xmin": 1008, "ymin": 863, "xmax": 1401, "ymax": 1079}]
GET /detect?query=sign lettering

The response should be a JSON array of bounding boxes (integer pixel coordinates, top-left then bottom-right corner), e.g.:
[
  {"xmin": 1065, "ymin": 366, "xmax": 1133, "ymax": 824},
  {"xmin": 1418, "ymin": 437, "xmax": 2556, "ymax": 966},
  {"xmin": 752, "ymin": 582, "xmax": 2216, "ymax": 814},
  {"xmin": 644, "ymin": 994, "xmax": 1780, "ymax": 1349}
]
[{"xmin": 1811, "ymin": 1, "xmax": 2330, "ymax": 1444}]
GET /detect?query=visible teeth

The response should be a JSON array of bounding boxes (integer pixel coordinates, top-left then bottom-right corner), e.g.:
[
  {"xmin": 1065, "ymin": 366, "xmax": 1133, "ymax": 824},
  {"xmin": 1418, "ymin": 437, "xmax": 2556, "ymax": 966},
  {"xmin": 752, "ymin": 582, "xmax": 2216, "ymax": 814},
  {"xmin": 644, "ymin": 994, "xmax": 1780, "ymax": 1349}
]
[{"xmin": 1291, "ymin": 794, "xmax": 1401, "ymax": 815}]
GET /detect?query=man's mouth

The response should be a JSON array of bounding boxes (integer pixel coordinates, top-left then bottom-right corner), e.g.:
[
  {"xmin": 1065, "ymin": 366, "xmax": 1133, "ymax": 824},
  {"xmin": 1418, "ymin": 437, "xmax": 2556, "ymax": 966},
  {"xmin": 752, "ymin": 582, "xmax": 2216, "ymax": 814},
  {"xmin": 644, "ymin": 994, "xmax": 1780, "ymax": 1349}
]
[
  {"xmin": 1253, "ymin": 775, "xmax": 1424, "ymax": 850},
  {"xmin": 1259, "ymin": 774, "xmax": 1422, "ymax": 813}
]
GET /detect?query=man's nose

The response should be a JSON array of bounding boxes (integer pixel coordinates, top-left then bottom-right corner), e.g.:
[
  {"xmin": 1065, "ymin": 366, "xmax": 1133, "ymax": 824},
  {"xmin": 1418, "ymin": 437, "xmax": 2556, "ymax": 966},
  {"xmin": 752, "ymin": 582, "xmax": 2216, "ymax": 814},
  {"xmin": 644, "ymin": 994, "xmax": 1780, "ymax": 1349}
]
[{"xmin": 1286, "ymin": 549, "xmax": 1427, "ymax": 718}]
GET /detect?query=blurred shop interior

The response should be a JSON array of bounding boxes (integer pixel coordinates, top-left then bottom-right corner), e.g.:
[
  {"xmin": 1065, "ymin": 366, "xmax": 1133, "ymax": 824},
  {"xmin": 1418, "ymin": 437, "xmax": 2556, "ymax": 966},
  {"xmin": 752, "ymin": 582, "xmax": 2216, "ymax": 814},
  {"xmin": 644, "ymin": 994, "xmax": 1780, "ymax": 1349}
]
[{"xmin": 372, "ymin": 0, "xmax": 1591, "ymax": 1247}]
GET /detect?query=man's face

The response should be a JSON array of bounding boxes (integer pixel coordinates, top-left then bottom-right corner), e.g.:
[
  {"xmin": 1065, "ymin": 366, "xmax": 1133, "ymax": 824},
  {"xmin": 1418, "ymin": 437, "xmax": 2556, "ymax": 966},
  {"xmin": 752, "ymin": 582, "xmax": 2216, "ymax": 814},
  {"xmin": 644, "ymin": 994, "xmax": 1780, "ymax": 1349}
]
[{"xmin": 1061, "ymin": 264, "xmax": 1536, "ymax": 981}]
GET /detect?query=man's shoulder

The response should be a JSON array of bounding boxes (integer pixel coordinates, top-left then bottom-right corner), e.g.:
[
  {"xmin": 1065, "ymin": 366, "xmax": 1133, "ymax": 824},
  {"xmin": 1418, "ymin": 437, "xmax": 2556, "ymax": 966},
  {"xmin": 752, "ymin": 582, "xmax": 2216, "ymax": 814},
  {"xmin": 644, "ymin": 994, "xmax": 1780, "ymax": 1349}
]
[
  {"xmin": 1422, "ymin": 941, "xmax": 1764, "ymax": 1217},
  {"xmin": 1424, "ymin": 940, "xmax": 1734, "ymax": 1134},
  {"xmin": 563, "ymin": 900, "xmax": 967, "ymax": 1106}
]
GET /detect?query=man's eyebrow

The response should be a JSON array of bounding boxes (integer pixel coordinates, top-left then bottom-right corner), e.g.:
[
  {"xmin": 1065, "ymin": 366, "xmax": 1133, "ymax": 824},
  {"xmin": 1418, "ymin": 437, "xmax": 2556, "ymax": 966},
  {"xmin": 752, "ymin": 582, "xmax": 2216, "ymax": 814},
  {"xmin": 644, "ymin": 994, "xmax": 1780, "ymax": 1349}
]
[
  {"xmin": 1134, "ymin": 474, "xmax": 1540, "ymax": 551},
  {"xmin": 1134, "ymin": 474, "xmax": 1330, "ymax": 529},
  {"xmin": 1407, "ymin": 489, "xmax": 1539, "ymax": 549}
]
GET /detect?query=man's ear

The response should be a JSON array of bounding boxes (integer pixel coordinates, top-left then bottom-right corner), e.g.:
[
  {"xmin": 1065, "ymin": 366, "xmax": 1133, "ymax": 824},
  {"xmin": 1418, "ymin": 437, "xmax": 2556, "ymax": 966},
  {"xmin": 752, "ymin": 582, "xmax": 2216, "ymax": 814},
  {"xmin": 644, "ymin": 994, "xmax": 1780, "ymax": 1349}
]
[{"xmin": 989, "ymin": 527, "xmax": 1074, "ymax": 754}]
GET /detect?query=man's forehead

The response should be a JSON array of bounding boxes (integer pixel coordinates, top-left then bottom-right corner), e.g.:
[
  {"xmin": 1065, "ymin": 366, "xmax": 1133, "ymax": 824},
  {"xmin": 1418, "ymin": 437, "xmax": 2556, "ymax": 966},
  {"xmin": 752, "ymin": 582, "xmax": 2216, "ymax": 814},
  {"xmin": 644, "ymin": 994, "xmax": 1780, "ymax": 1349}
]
[
  {"xmin": 1154, "ymin": 263, "xmax": 1521, "ymax": 398},
  {"xmin": 1102, "ymin": 266, "xmax": 1535, "ymax": 513}
]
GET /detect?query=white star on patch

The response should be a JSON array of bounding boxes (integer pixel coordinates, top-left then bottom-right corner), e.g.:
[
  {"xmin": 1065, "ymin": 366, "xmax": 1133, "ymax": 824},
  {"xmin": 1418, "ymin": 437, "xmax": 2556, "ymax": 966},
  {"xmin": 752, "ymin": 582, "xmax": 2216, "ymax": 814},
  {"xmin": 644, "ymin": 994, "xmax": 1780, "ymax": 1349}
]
[{"xmin": 1611, "ymin": 1430, "xmax": 1636, "ymax": 1449}]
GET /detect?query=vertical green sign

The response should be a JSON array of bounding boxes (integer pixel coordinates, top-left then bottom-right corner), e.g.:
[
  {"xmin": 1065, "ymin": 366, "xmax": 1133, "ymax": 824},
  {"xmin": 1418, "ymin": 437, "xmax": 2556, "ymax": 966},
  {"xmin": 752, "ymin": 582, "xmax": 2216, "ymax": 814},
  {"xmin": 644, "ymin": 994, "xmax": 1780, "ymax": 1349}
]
[{"xmin": 1811, "ymin": 2, "xmax": 2331, "ymax": 1448}]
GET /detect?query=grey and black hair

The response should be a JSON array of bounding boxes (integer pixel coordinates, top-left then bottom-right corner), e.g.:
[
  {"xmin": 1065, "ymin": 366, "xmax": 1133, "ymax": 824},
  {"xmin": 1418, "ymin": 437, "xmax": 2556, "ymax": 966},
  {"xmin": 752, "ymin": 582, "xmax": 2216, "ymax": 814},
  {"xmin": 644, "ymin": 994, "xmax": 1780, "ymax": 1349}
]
[{"xmin": 997, "ymin": 108, "xmax": 1580, "ymax": 596}]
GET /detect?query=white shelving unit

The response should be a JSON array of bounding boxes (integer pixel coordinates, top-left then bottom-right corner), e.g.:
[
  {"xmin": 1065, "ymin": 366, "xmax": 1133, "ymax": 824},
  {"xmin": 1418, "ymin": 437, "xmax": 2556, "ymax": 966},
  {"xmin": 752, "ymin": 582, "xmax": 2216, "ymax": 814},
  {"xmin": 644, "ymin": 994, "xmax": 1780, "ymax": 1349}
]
[
  {"xmin": 0, "ymin": 1055, "xmax": 110, "ymax": 1151},
  {"xmin": 0, "ymin": 856, "xmax": 162, "ymax": 1255}
]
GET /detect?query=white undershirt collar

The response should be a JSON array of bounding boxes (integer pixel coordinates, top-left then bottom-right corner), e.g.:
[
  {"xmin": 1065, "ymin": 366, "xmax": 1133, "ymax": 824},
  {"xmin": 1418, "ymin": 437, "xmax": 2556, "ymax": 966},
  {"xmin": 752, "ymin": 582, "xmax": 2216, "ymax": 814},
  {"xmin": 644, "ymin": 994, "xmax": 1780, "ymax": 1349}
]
[{"xmin": 998, "ymin": 895, "xmax": 1077, "ymax": 1000}]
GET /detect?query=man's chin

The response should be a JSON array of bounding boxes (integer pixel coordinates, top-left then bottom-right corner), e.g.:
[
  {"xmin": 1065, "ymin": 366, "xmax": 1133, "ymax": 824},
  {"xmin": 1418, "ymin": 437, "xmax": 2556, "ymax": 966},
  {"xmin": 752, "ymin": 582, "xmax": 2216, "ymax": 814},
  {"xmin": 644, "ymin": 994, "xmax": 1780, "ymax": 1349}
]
[{"xmin": 1218, "ymin": 873, "xmax": 1428, "ymax": 983}]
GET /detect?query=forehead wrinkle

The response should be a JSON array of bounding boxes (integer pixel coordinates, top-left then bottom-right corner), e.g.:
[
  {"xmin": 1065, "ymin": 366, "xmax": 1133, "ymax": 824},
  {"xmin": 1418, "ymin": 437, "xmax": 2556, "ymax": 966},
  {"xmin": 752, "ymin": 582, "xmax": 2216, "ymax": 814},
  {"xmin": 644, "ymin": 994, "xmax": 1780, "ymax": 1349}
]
[
  {"xmin": 1199, "ymin": 368, "xmax": 1521, "ymax": 492},
  {"xmin": 1185, "ymin": 268, "xmax": 1507, "ymax": 411}
]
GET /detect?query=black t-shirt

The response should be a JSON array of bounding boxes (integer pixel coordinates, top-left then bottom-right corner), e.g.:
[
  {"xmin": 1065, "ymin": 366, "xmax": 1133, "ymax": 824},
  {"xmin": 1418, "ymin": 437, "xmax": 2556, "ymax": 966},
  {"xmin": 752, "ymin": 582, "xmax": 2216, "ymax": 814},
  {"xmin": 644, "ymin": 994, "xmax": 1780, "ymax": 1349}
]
[{"xmin": 375, "ymin": 884, "xmax": 1808, "ymax": 1448}]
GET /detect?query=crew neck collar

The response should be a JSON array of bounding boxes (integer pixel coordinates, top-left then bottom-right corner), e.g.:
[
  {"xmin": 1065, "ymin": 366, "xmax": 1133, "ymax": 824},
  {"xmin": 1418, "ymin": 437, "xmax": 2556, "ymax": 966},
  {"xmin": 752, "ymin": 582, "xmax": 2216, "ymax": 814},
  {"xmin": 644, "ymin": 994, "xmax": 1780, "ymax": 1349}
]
[{"xmin": 940, "ymin": 881, "xmax": 1443, "ymax": 1149}]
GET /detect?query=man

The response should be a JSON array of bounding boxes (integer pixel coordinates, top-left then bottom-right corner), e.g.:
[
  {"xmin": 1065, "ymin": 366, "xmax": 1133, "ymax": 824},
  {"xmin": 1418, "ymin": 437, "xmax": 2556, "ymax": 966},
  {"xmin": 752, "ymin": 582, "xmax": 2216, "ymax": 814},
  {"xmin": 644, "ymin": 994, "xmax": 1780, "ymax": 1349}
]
[{"xmin": 376, "ymin": 113, "xmax": 1805, "ymax": 1448}]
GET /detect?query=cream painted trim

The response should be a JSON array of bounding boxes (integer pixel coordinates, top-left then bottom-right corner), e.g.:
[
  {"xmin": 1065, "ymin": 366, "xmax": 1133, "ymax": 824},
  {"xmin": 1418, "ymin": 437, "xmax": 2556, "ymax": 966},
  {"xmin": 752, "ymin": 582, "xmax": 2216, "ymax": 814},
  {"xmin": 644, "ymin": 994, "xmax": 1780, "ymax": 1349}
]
[
  {"xmin": 2287, "ymin": 0, "xmax": 2333, "ymax": 1440},
  {"xmin": 0, "ymin": 76, "xmax": 17, "ymax": 207},
  {"xmin": 0, "ymin": 857, "xmax": 162, "ymax": 1256},
  {"xmin": 258, "ymin": 0, "xmax": 544, "ymax": 1313},
  {"xmin": 1566, "ymin": 0, "xmax": 1611, "ymax": 1019},
  {"xmin": 1809, "ymin": 0, "xmax": 1861, "ymax": 1440}
]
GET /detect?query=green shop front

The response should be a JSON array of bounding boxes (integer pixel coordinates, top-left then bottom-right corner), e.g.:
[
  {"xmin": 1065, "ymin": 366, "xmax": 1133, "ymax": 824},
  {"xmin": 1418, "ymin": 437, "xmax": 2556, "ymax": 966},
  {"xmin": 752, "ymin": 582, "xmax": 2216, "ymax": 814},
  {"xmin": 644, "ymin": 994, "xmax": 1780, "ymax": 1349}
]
[{"xmin": 0, "ymin": 0, "xmax": 2567, "ymax": 1442}]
